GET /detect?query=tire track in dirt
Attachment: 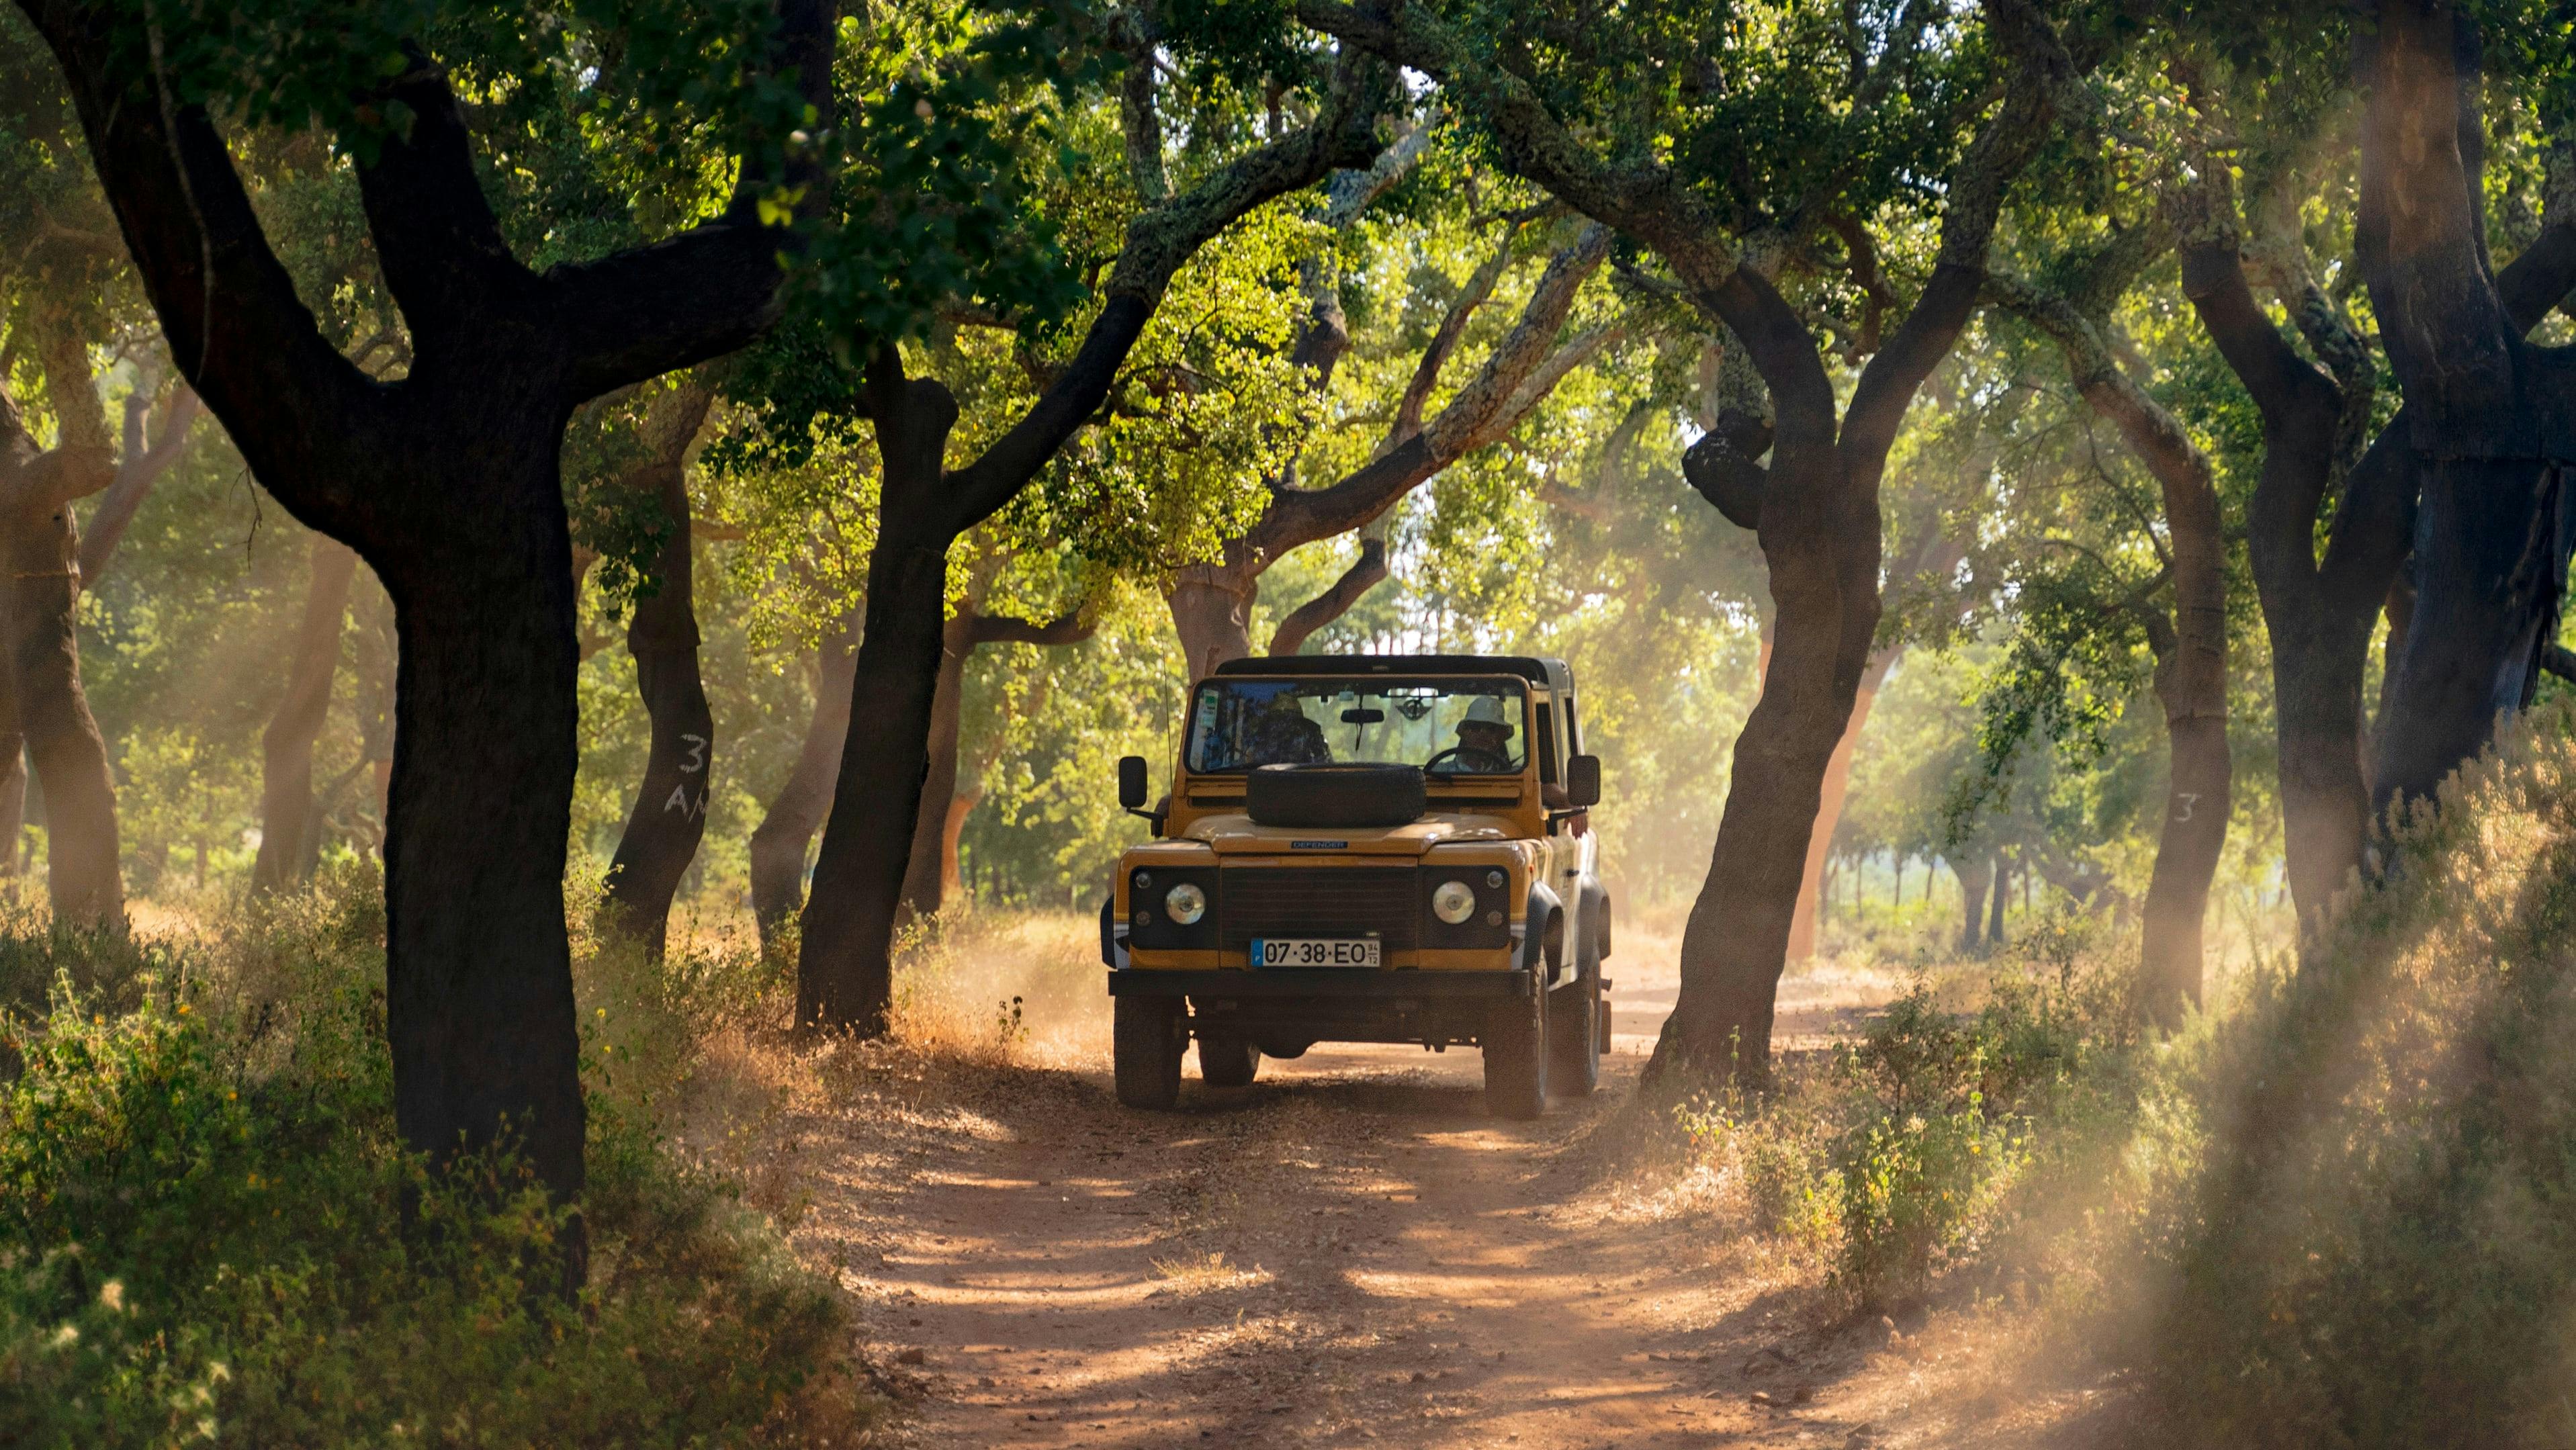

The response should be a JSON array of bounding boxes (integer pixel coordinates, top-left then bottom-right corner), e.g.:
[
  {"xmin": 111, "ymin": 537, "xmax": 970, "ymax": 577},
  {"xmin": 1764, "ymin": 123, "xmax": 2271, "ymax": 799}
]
[{"xmin": 796, "ymin": 945, "xmax": 1963, "ymax": 1449}]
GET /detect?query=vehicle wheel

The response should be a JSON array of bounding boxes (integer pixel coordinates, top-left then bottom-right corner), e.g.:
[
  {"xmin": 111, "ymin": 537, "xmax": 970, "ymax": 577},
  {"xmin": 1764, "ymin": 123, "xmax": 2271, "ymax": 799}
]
[
  {"xmin": 1483, "ymin": 977, "xmax": 1550, "ymax": 1120},
  {"xmin": 1596, "ymin": 972, "xmax": 1613, "ymax": 1057},
  {"xmin": 1114, "ymin": 996, "xmax": 1185, "ymax": 1109},
  {"xmin": 1199, "ymin": 1031, "xmax": 1261, "ymax": 1087},
  {"xmin": 1549, "ymin": 934, "xmax": 1602, "ymax": 1097}
]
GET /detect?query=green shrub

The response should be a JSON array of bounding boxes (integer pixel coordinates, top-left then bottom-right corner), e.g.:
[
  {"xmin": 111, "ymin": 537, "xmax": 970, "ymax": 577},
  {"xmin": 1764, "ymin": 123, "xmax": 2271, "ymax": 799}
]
[
  {"xmin": 0, "ymin": 878, "xmax": 865, "ymax": 1447},
  {"xmin": 1682, "ymin": 941, "xmax": 2148, "ymax": 1313},
  {"xmin": 1675, "ymin": 1083, "xmax": 1838, "ymax": 1247},
  {"xmin": 2145, "ymin": 710, "xmax": 2576, "ymax": 1447},
  {"xmin": 1820, "ymin": 987, "xmax": 2038, "ymax": 1307}
]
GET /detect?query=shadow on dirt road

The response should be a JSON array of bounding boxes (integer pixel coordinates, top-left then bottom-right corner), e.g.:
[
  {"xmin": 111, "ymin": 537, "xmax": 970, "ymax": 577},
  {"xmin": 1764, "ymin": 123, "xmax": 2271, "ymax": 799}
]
[{"xmin": 771, "ymin": 944, "xmax": 2112, "ymax": 1449}]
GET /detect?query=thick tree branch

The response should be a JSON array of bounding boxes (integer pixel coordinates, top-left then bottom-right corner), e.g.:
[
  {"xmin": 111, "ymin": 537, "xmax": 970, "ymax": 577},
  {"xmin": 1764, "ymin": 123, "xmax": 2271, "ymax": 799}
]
[
  {"xmin": 1840, "ymin": 0, "xmax": 2078, "ymax": 468},
  {"xmin": 1385, "ymin": 230, "xmax": 1517, "ymax": 449},
  {"xmin": 81, "ymin": 383, "xmax": 202, "ymax": 587},
  {"xmin": 2356, "ymin": 0, "xmax": 2520, "ymax": 443},
  {"xmin": 2497, "ymin": 130, "xmax": 2576, "ymax": 332},
  {"xmin": 1292, "ymin": 120, "xmax": 1435, "ymax": 381},
  {"xmin": 1120, "ymin": 28, "xmax": 1170, "ymax": 204},
  {"xmin": 1297, "ymin": 0, "xmax": 1747, "ymax": 300},
  {"xmin": 1484, "ymin": 320, "xmax": 1622, "ymax": 445},
  {"xmin": 1682, "ymin": 406, "xmax": 1775, "ymax": 531},
  {"xmin": 938, "ymin": 51, "xmax": 1388, "ymax": 532},
  {"xmin": 551, "ymin": 0, "xmax": 836, "ymax": 399},
  {"xmin": 354, "ymin": 56, "xmax": 533, "ymax": 357},
  {"xmin": 21, "ymin": 5, "xmax": 401, "ymax": 538},
  {"xmin": 1268, "ymin": 535, "xmax": 1388, "ymax": 655},
  {"xmin": 1253, "ymin": 222, "xmax": 1611, "ymax": 553},
  {"xmin": 1988, "ymin": 272, "xmax": 2208, "ymax": 515}
]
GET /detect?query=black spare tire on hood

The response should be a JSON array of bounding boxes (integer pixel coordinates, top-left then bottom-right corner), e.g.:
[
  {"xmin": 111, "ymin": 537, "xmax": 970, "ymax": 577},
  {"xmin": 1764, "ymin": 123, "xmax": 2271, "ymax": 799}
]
[{"xmin": 1245, "ymin": 763, "xmax": 1427, "ymax": 828}]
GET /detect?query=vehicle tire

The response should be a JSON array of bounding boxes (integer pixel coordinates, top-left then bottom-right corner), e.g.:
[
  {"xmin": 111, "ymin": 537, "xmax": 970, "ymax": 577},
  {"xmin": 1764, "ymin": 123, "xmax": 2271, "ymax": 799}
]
[
  {"xmin": 1114, "ymin": 996, "xmax": 1185, "ymax": 1109},
  {"xmin": 1597, "ymin": 974, "xmax": 1613, "ymax": 1057},
  {"xmin": 1549, "ymin": 931, "xmax": 1602, "ymax": 1097},
  {"xmin": 1199, "ymin": 1032, "xmax": 1261, "ymax": 1087},
  {"xmin": 1483, "ymin": 978, "xmax": 1550, "ymax": 1120}
]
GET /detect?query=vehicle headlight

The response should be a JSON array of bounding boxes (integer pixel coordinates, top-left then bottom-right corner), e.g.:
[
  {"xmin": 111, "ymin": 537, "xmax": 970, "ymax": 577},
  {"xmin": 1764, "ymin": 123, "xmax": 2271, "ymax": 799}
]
[
  {"xmin": 1164, "ymin": 882, "xmax": 1207, "ymax": 925},
  {"xmin": 1432, "ymin": 880, "xmax": 1478, "ymax": 925}
]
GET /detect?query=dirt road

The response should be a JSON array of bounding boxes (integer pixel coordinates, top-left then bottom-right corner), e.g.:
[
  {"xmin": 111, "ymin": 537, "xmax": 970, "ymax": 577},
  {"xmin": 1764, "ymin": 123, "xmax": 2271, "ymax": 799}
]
[{"xmin": 760, "ymin": 932, "xmax": 2109, "ymax": 1448}]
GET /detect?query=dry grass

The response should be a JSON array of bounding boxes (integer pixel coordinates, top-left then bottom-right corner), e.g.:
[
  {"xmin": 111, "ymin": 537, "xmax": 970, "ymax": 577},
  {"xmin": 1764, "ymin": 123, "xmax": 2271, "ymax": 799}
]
[
  {"xmin": 887, "ymin": 909, "xmax": 1108, "ymax": 1068},
  {"xmin": 1145, "ymin": 1249, "xmax": 1274, "ymax": 1298}
]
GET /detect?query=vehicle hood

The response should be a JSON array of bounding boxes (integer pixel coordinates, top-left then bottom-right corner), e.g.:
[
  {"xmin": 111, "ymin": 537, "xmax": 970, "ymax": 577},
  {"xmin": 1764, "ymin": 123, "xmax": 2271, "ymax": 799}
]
[{"xmin": 1186, "ymin": 813, "xmax": 1514, "ymax": 856}]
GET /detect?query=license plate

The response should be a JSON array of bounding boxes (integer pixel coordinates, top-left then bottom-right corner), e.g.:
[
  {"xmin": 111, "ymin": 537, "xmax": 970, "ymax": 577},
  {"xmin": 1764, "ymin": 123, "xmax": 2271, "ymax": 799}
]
[{"xmin": 1250, "ymin": 937, "xmax": 1381, "ymax": 968}]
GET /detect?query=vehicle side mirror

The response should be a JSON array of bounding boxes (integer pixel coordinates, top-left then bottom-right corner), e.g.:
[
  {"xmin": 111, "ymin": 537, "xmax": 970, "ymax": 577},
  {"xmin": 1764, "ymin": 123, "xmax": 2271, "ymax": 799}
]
[
  {"xmin": 1566, "ymin": 754, "xmax": 1601, "ymax": 809},
  {"xmin": 1117, "ymin": 755, "xmax": 1149, "ymax": 811}
]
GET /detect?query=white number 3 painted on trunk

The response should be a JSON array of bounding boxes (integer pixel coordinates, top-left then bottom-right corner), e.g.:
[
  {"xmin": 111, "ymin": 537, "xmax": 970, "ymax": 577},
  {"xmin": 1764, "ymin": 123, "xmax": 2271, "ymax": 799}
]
[
  {"xmin": 680, "ymin": 735, "xmax": 708, "ymax": 773},
  {"xmin": 2173, "ymin": 792, "xmax": 2199, "ymax": 821}
]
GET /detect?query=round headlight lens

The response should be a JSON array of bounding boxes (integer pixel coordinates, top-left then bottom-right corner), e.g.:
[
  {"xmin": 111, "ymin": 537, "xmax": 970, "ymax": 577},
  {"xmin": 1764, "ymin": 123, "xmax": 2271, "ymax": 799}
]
[
  {"xmin": 1432, "ymin": 880, "xmax": 1478, "ymax": 925},
  {"xmin": 1164, "ymin": 882, "xmax": 1207, "ymax": 925}
]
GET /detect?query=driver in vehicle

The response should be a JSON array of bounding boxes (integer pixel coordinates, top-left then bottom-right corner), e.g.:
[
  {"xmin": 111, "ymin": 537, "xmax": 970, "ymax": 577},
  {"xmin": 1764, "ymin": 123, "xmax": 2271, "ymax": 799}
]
[
  {"xmin": 1245, "ymin": 690, "xmax": 1331, "ymax": 767},
  {"xmin": 1445, "ymin": 696, "xmax": 1518, "ymax": 773}
]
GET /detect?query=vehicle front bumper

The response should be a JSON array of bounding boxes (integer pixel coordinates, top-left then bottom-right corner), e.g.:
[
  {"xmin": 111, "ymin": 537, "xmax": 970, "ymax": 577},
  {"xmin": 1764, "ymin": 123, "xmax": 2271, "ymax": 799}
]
[{"xmin": 1105, "ymin": 966, "xmax": 1536, "ymax": 1000}]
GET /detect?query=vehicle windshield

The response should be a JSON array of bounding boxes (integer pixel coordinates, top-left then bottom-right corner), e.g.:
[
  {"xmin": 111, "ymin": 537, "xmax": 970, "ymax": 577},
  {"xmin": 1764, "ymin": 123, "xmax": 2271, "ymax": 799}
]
[{"xmin": 1186, "ymin": 678, "xmax": 1529, "ymax": 776}]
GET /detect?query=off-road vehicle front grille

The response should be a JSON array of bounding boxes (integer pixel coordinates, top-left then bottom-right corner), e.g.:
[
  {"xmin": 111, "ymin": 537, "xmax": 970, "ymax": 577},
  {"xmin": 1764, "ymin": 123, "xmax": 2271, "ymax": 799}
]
[{"xmin": 1220, "ymin": 866, "xmax": 1419, "ymax": 956}]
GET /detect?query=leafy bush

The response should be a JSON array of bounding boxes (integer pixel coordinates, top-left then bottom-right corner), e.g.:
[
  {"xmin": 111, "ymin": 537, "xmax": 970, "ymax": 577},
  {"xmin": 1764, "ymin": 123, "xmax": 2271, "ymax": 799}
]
[
  {"xmin": 2145, "ymin": 711, "xmax": 2576, "ymax": 1447},
  {"xmin": 0, "ymin": 877, "xmax": 867, "ymax": 1447},
  {"xmin": 1678, "ymin": 932, "xmax": 2151, "ymax": 1312},
  {"xmin": 1675, "ymin": 1081, "xmax": 1838, "ymax": 1247}
]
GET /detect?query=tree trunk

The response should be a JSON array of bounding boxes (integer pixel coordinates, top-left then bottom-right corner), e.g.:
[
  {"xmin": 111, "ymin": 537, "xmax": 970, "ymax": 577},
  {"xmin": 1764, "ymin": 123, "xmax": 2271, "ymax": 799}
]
[
  {"xmin": 896, "ymin": 613, "xmax": 973, "ymax": 923},
  {"xmin": 1170, "ymin": 558, "xmax": 1259, "ymax": 677},
  {"xmin": 786, "ymin": 87, "xmax": 1393, "ymax": 1028},
  {"xmin": 2370, "ymin": 459, "xmax": 2571, "ymax": 814},
  {"xmin": 2180, "ymin": 244, "xmax": 2399, "ymax": 942},
  {"xmin": 24, "ymin": 0, "xmax": 842, "ymax": 1267},
  {"xmin": 1954, "ymin": 854, "xmax": 1990, "ymax": 950},
  {"xmin": 601, "ymin": 383, "xmax": 719, "ymax": 954},
  {"xmin": 2354, "ymin": 0, "xmax": 2576, "ymax": 825},
  {"xmin": 2374, "ymin": 569, "xmax": 2417, "ymax": 758},
  {"xmin": 1663, "ymin": 421, "xmax": 1875, "ymax": 1077},
  {"xmin": 2139, "ymin": 629, "xmax": 2232, "ymax": 1026},
  {"xmin": 938, "ymin": 788, "xmax": 978, "ymax": 902},
  {"xmin": 0, "ymin": 744, "xmax": 24, "ymax": 881},
  {"xmin": 2136, "ymin": 448, "xmax": 2233, "ymax": 1024},
  {"xmin": 1992, "ymin": 263, "xmax": 2233, "ymax": 1022},
  {"xmin": 797, "ymin": 375, "xmax": 960, "ymax": 1032},
  {"xmin": 748, "ymin": 613, "xmax": 857, "ymax": 945},
  {"xmin": 3, "ymin": 492, "xmax": 122, "ymax": 928},
  {"xmin": 1785, "ymin": 647, "xmax": 1897, "ymax": 960},
  {"xmin": 380, "ymin": 551, "xmax": 586, "ymax": 1224},
  {"xmin": 1988, "ymin": 850, "xmax": 2009, "ymax": 945},
  {"xmin": 252, "ymin": 538, "xmax": 358, "ymax": 893}
]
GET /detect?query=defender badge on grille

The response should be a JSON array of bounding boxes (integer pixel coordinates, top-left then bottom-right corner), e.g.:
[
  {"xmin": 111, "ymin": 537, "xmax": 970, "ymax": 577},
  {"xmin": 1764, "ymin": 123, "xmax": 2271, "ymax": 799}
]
[{"xmin": 1288, "ymin": 840, "xmax": 1347, "ymax": 850}]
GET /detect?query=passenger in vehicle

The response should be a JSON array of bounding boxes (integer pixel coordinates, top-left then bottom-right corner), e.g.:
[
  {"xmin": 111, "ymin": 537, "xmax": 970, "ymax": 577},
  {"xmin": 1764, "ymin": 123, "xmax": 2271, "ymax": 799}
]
[
  {"xmin": 1444, "ymin": 697, "xmax": 1518, "ymax": 773},
  {"xmin": 1243, "ymin": 691, "xmax": 1331, "ymax": 766}
]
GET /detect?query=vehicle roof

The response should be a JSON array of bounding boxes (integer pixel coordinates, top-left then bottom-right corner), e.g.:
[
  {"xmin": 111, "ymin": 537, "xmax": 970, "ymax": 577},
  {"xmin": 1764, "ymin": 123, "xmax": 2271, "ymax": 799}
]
[{"xmin": 1210, "ymin": 653, "xmax": 1574, "ymax": 690}]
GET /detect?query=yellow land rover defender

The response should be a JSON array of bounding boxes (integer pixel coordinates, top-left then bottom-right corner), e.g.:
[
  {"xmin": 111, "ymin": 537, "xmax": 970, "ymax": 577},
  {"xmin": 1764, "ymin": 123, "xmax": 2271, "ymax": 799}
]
[{"xmin": 1100, "ymin": 655, "xmax": 1610, "ymax": 1119}]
